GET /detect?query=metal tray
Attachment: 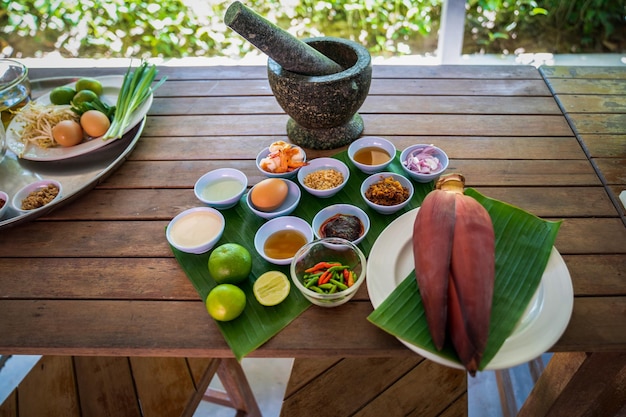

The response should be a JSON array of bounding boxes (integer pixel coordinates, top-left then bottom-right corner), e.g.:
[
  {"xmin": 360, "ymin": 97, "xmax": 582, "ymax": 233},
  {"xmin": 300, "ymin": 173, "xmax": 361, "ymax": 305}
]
[{"xmin": 0, "ymin": 77, "xmax": 145, "ymax": 229}]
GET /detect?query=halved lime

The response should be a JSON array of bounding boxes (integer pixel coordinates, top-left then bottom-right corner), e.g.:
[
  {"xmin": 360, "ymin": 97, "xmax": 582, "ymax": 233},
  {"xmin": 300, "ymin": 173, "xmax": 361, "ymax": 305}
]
[{"xmin": 253, "ymin": 271, "xmax": 291, "ymax": 307}]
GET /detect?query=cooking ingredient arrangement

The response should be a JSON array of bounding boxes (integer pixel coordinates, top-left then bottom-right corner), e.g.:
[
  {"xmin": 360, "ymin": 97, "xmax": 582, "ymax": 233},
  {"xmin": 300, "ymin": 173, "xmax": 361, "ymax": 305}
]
[{"xmin": 168, "ymin": 145, "xmax": 565, "ymax": 370}]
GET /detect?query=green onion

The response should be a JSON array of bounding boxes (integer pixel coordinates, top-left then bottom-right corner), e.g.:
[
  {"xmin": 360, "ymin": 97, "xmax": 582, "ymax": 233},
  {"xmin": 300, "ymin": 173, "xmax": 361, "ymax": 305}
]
[{"xmin": 102, "ymin": 60, "xmax": 166, "ymax": 140}]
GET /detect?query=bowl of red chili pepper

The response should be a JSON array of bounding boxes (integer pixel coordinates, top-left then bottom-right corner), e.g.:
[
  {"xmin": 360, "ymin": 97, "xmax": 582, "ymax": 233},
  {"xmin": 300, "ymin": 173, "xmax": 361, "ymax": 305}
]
[{"xmin": 290, "ymin": 237, "xmax": 366, "ymax": 307}]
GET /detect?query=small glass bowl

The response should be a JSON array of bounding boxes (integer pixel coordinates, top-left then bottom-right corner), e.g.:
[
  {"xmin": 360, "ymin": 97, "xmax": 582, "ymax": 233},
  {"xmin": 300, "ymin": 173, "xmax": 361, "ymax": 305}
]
[{"xmin": 290, "ymin": 237, "xmax": 366, "ymax": 307}]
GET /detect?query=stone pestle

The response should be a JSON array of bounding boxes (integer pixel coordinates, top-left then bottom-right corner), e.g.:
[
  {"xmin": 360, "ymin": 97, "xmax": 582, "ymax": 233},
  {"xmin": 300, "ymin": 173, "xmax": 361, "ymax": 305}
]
[{"xmin": 224, "ymin": 1, "xmax": 343, "ymax": 76}]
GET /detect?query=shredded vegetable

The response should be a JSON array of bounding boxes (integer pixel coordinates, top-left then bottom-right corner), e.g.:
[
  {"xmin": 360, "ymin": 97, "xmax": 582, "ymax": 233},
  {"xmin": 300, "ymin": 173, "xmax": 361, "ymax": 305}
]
[
  {"xmin": 102, "ymin": 61, "xmax": 166, "ymax": 140},
  {"xmin": 11, "ymin": 101, "xmax": 78, "ymax": 154}
]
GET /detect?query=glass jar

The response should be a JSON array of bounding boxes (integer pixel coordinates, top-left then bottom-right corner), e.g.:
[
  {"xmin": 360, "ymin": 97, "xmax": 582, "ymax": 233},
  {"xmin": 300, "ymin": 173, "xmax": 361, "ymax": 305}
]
[{"xmin": 0, "ymin": 59, "xmax": 31, "ymax": 163}]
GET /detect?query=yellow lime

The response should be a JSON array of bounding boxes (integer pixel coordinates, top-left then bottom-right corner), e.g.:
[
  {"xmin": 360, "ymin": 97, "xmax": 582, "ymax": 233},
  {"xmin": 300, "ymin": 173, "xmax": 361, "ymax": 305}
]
[
  {"xmin": 49, "ymin": 86, "xmax": 76, "ymax": 105},
  {"xmin": 253, "ymin": 271, "xmax": 290, "ymax": 306},
  {"xmin": 208, "ymin": 243, "xmax": 252, "ymax": 284},
  {"xmin": 75, "ymin": 77, "xmax": 103, "ymax": 96},
  {"xmin": 72, "ymin": 89, "xmax": 98, "ymax": 106},
  {"xmin": 206, "ymin": 284, "xmax": 246, "ymax": 322}
]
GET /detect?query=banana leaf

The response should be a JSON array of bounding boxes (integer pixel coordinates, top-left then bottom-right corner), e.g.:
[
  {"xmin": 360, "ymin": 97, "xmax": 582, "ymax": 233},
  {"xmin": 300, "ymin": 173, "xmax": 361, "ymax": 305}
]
[
  {"xmin": 366, "ymin": 188, "xmax": 562, "ymax": 370},
  {"xmin": 170, "ymin": 151, "xmax": 434, "ymax": 360}
]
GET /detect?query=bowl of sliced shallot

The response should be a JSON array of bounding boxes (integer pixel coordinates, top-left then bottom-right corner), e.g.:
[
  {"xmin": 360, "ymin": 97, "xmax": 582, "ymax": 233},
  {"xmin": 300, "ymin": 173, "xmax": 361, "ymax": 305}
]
[{"xmin": 400, "ymin": 144, "xmax": 448, "ymax": 183}]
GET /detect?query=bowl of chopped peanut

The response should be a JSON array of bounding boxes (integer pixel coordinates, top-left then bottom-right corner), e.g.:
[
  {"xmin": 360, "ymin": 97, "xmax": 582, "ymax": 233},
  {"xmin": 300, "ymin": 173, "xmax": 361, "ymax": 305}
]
[
  {"xmin": 360, "ymin": 172, "xmax": 413, "ymax": 215},
  {"xmin": 297, "ymin": 157, "xmax": 350, "ymax": 198},
  {"xmin": 11, "ymin": 179, "xmax": 62, "ymax": 214}
]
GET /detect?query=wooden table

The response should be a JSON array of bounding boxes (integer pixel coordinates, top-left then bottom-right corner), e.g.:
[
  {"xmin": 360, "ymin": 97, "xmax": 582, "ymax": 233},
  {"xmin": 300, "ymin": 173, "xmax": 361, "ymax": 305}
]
[{"xmin": 1, "ymin": 64, "xmax": 624, "ymax": 415}]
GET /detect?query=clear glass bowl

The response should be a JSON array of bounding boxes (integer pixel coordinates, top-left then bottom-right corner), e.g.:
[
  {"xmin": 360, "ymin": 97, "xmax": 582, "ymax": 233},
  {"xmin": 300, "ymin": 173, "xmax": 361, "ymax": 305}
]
[{"xmin": 290, "ymin": 237, "xmax": 366, "ymax": 307}]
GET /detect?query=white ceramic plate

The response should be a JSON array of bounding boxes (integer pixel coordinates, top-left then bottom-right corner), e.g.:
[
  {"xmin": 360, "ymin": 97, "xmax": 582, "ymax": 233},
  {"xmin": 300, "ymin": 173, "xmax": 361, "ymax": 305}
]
[
  {"xmin": 6, "ymin": 75, "xmax": 152, "ymax": 161},
  {"xmin": 367, "ymin": 208, "xmax": 574, "ymax": 371}
]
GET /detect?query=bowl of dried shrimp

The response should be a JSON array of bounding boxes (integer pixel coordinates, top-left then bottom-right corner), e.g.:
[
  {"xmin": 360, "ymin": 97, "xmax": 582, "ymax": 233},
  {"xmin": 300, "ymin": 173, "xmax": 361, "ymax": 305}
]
[{"xmin": 256, "ymin": 141, "xmax": 307, "ymax": 179}]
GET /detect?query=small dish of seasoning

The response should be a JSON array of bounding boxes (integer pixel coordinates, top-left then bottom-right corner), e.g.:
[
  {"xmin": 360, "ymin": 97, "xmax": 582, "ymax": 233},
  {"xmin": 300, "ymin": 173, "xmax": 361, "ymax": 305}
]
[
  {"xmin": 254, "ymin": 216, "xmax": 313, "ymax": 265},
  {"xmin": 297, "ymin": 157, "xmax": 350, "ymax": 198},
  {"xmin": 400, "ymin": 144, "xmax": 449, "ymax": 183},
  {"xmin": 347, "ymin": 136, "xmax": 396, "ymax": 174},
  {"xmin": 312, "ymin": 204, "xmax": 370, "ymax": 246},
  {"xmin": 166, "ymin": 207, "xmax": 225, "ymax": 254},
  {"xmin": 11, "ymin": 179, "xmax": 63, "ymax": 214},
  {"xmin": 360, "ymin": 172, "xmax": 414, "ymax": 215},
  {"xmin": 0, "ymin": 191, "xmax": 9, "ymax": 219},
  {"xmin": 194, "ymin": 168, "xmax": 247, "ymax": 210}
]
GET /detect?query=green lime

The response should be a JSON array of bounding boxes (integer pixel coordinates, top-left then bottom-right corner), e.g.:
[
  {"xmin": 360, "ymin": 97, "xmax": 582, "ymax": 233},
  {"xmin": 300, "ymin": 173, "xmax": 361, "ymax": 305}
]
[
  {"xmin": 206, "ymin": 284, "xmax": 246, "ymax": 322},
  {"xmin": 49, "ymin": 86, "xmax": 76, "ymax": 105},
  {"xmin": 75, "ymin": 77, "xmax": 103, "ymax": 96},
  {"xmin": 208, "ymin": 243, "xmax": 252, "ymax": 284},
  {"xmin": 253, "ymin": 271, "xmax": 290, "ymax": 306},
  {"xmin": 72, "ymin": 89, "xmax": 98, "ymax": 106}
]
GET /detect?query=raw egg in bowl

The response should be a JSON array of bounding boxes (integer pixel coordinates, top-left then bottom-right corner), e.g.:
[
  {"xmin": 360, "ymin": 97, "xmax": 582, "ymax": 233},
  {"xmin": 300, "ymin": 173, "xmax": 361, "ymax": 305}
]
[
  {"xmin": 254, "ymin": 216, "xmax": 314, "ymax": 265},
  {"xmin": 166, "ymin": 207, "xmax": 225, "ymax": 254},
  {"xmin": 246, "ymin": 178, "xmax": 301, "ymax": 220},
  {"xmin": 194, "ymin": 168, "xmax": 247, "ymax": 210}
]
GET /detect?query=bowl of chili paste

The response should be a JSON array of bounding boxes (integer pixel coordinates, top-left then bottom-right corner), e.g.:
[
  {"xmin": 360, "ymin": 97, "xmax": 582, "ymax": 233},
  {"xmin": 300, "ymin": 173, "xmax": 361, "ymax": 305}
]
[{"xmin": 312, "ymin": 203, "xmax": 369, "ymax": 246}]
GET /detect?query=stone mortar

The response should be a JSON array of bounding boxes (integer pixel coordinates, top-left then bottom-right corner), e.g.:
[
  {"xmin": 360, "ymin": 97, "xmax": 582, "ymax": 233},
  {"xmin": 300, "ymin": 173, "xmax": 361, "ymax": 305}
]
[{"xmin": 267, "ymin": 37, "xmax": 372, "ymax": 150}]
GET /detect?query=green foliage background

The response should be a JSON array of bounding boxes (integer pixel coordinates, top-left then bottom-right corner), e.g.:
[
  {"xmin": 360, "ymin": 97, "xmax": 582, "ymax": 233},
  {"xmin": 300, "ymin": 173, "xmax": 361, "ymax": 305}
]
[{"xmin": 0, "ymin": 0, "xmax": 623, "ymax": 59}]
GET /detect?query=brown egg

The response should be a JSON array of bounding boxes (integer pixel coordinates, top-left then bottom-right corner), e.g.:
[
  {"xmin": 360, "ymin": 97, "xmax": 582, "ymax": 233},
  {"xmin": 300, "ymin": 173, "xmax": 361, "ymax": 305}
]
[
  {"xmin": 250, "ymin": 178, "xmax": 289, "ymax": 211},
  {"xmin": 80, "ymin": 110, "xmax": 110, "ymax": 137},
  {"xmin": 52, "ymin": 120, "xmax": 84, "ymax": 147}
]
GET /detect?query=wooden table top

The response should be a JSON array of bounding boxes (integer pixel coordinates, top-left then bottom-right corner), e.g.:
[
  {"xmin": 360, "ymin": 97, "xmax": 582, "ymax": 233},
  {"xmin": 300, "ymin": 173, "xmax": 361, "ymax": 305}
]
[{"xmin": 0, "ymin": 64, "xmax": 624, "ymax": 358}]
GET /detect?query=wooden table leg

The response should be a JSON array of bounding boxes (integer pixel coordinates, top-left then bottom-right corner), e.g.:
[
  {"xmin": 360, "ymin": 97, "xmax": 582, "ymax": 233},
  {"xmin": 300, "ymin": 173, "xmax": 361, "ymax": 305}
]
[{"xmin": 518, "ymin": 352, "xmax": 626, "ymax": 417}]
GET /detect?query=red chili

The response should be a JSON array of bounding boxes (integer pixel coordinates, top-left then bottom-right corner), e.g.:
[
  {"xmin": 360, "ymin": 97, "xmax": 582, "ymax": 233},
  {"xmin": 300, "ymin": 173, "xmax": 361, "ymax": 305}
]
[
  {"xmin": 347, "ymin": 271, "xmax": 355, "ymax": 287},
  {"xmin": 343, "ymin": 269, "xmax": 350, "ymax": 281},
  {"xmin": 305, "ymin": 261, "xmax": 341, "ymax": 273},
  {"xmin": 318, "ymin": 270, "xmax": 332, "ymax": 285}
]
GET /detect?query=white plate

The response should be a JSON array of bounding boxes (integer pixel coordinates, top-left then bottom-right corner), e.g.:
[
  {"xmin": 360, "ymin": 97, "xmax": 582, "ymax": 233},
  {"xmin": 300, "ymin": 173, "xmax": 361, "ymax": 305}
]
[
  {"xmin": 6, "ymin": 75, "xmax": 152, "ymax": 161},
  {"xmin": 367, "ymin": 208, "xmax": 574, "ymax": 371}
]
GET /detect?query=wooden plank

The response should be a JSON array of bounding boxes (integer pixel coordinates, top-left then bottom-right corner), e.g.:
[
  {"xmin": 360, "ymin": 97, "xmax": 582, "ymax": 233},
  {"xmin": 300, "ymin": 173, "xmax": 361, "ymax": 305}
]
[
  {"xmin": 563, "ymin": 255, "xmax": 626, "ymax": 296},
  {"xmin": 368, "ymin": 78, "xmax": 552, "ymax": 96},
  {"xmin": 545, "ymin": 78, "xmax": 626, "ymax": 95},
  {"xmin": 554, "ymin": 94, "xmax": 626, "ymax": 114},
  {"xmin": 0, "ymin": 391, "xmax": 17, "ymax": 417},
  {"xmin": 0, "ymin": 258, "xmax": 196, "ymax": 299},
  {"xmin": 140, "ymin": 114, "xmax": 574, "ymax": 137},
  {"xmin": 1, "ymin": 295, "xmax": 624, "ymax": 357},
  {"xmin": 555, "ymin": 218, "xmax": 626, "ymax": 254},
  {"xmin": 541, "ymin": 66, "xmax": 626, "ymax": 79},
  {"xmin": 282, "ymin": 357, "xmax": 342, "ymax": 398},
  {"xmin": 519, "ymin": 352, "xmax": 626, "ymax": 417},
  {"xmin": 352, "ymin": 360, "xmax": 467, "ymax": 417},
  {"xmin": 280, "ymin": 357, "xmax": 424, "ymax": 417},
  {"xmin": 131, "ymin": 136, "xmax": 585, "ymax": 161},
  {"xmin": 89, "ymin": 160, "xmax": 598, "ymax": 189},
  {"xmin": 150, "ymin": 95, "xmax": 563, "ymax": 116},
  {"xmin": 581, "ymin": 134, "xmax": 626, "ymax": 158},
  {"xmin": 595, "ymin": 158, "xmax": 626, "ymax": 185},
  {"xmin": 18, "ymin": 356, "xmax": 80, "ymax": 417},
  {"xmin": 566, "ymin": 113, "xmax": 626, "ymax": 134},
  {"xmin": 73, "ymin": 356, "xmax": 142, "ymax": 417},
  {"xmin": 436, "ymin": 392, "xmax": 469, "ymax": 417},
  {"xmin": 373, "ymin": 65, "xmax": 543, "ymax": 79},
  {"xmin": 129, "ymin": 357, "xmax": 197, "ymax": 417}
]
